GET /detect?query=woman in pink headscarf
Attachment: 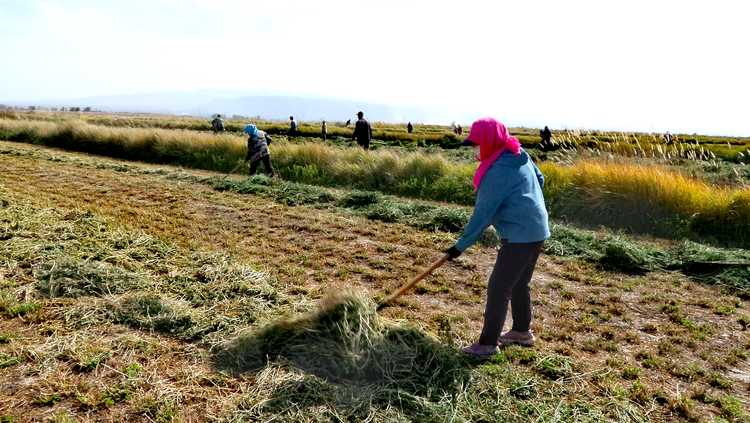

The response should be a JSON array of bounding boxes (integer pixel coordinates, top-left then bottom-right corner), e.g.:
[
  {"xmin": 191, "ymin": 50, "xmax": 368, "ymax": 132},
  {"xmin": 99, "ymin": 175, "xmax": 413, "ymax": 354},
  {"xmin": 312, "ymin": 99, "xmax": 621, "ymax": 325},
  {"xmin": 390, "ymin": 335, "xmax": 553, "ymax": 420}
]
[{"xmin": 445, "ymin": 117, "xmax": 550, "ymax": 358}]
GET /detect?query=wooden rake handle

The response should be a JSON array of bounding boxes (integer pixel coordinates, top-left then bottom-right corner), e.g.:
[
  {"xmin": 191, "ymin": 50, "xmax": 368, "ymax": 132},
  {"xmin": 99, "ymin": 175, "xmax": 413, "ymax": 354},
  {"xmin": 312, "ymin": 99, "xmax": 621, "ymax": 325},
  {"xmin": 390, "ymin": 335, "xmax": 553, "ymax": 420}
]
[
  {"xmin": 222, "ymin": 160, "xmax": 247, "ymax": 179},
  {"xmin": 376, "ymin": 253, "xmax": 450, "ymax": 312}
]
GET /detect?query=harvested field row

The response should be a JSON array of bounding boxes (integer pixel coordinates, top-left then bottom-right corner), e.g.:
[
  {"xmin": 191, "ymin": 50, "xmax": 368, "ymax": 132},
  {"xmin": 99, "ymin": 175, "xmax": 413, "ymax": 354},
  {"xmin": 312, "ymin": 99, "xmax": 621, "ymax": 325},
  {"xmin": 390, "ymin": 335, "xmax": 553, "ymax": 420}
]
[{"xmin": 0, "ymin": 141, "xmax": 748, "ymax": 422}]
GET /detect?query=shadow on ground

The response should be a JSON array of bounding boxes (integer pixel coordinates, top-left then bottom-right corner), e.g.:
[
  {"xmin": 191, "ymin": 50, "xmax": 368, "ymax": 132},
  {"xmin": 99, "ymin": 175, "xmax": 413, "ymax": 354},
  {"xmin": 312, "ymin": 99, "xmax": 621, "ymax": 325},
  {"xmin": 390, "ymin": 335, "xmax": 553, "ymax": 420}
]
[{"xmin": 212, "ymin": 293, "xmax": 477, "ymax": 419}]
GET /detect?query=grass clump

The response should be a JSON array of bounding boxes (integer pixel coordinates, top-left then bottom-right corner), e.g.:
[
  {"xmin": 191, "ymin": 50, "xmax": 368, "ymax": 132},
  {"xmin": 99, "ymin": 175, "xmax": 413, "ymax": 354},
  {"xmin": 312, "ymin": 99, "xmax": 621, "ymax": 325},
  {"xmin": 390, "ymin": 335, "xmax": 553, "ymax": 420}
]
[
  {"xmin": 360, "ymin": 201, "xmax": 409, "ymax": 223},
  {"xmin": 215, "ymin": 291, "xmax": 638, "ymax": 421},
  {"xmin": 36, "ymin": 394, "xmax": 62, "ymax": 406},
  {"xmin": 0, "ymin": 291, "xmax": 39, "ymax": 318},
  {"xmin": 543, "ymin": 223, "xmax": 598, "ymax": 259},
  {"xmin": 0, "ymin": 332, "xmax": 18, "ymax": 343},
  {"xmin": 0, "ymin": 354, "xmax": 23, "ymax": 369},
  {"xmin": 544, "ymin": 223, "xmax": 750, "ymax": 296},
  {"xmin": 71, "ymin": 348, "xmax": 111, "ymax": 373},
  {"xmin": 671, "ymin": 241, "xmax": 750, "ymax": 296},
  {"xmin": 210, "ymin": 175, "xmax": 338, "ymax": 206},
  {"xmin": 272, "ymin": 182, "xmax": 338, "ymax": 206},
  {"xmin": 339, "ymin": 190, "xmax": 382, "ymax": 208},
  {"xmin": 138, "ymin": 397, "xmax": 179, "ymax": 422},
  {"xmin": 215, "ymin": 291, "xmax": 471, "ymax": 396},
  {"xmin": 171, "ymin": 252, "xmax": 281, "ymax": 309},
  {"xmin": 739, "ymin": 314, "xmax": 750, "ymax": 329},
  {"xmin": 355, "ymin": 201, "xmax": 470, "ymax": 233},
  {"xmin": 543, "ymin": 224, "xmax": 670, "ymax": 274},
  {"xmin": 598, "ymin": 236, "xmax": 670, "ymax": 274},
  {"xmin": 110, "ymin": 293, "xmax": 197, "ymax": 338},
  {"xmin": 621, "ymin": 366, "xmax": 641, "ymax": 380},
  {"xmin": 34, "ymin": 260, "xmax": 142, "ymax": 298},
  {"xmin": 532, "ymin": 354, "xmax": 577, "ymax": 380}
]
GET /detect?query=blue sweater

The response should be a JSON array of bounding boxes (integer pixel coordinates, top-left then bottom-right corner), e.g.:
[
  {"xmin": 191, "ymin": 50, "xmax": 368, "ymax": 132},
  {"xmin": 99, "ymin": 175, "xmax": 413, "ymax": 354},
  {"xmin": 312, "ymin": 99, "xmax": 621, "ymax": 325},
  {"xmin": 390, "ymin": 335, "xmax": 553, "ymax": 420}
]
[{"xmin": 455, "ymin": 148, "xmax": 550, "ymax": 251}]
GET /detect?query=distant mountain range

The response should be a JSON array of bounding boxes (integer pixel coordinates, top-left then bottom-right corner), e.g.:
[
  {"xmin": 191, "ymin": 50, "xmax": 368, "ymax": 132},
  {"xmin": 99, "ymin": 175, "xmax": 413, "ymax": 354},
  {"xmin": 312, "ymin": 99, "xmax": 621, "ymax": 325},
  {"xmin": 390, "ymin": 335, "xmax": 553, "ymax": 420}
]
[{"xmin": 8, "ymin": 89, "xmax": 514, "ymax": 126}]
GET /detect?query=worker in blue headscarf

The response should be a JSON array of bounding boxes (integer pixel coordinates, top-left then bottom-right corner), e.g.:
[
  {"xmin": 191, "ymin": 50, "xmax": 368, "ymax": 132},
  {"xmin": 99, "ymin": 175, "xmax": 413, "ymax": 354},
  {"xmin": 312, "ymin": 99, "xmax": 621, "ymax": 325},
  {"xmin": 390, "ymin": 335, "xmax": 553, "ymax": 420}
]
[{"xmin": 244, "ymin": 124, "xmax": 275, "ymax": 177}]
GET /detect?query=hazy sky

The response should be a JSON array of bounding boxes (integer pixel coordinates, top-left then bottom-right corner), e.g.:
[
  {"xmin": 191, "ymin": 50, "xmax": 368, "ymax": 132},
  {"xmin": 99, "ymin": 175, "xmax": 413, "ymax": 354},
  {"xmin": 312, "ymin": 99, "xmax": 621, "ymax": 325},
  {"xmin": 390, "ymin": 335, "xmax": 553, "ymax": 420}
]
[{"xmin": 1, "ymin": 0, "xmax": 748, "ymax": 135}]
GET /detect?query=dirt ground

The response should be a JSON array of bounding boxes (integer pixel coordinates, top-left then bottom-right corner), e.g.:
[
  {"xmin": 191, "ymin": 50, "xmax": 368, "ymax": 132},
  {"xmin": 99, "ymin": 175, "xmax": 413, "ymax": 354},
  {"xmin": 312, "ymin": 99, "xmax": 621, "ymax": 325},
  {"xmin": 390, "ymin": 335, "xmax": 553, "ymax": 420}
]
[{"xmin": 1, "ymin": 141, "xmax": 749, "ymax": 421}]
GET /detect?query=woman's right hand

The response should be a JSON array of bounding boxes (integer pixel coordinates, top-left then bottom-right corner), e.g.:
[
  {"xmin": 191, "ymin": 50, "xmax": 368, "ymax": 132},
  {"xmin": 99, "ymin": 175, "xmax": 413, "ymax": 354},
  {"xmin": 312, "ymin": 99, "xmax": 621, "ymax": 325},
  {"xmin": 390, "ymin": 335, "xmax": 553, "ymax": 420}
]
[{"xmin": 445, "ymin": 246, "xmax": 462, "ymax": 261}]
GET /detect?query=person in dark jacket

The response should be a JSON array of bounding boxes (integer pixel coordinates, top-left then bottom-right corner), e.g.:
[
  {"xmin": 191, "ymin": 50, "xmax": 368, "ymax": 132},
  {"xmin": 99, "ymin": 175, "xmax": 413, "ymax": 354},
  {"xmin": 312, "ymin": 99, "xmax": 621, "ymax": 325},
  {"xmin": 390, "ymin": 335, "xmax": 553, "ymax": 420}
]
[
  {"xmin": 244, "ymin": 124, "xmax": 275, "ymax": 177},
  {"xmin": 212, "ymin": 114, "xmax": 225, "ymax": 134},
  {"xmin": 407, "ymin": 122, "xmax": 413, "ymax": 133},
  {"xmin": 446, "ymin": 116, "xmax": 550, "ymax": 358},
  {"xmin": 352, "ymin": 111, "xmax": 372, "ymax": 149},
  {"xmin": 289, "ymin": 116, "xmax": 299, "ymax": 138},
  {"xmin": 539, "ymin": 126, "xmax": 552, "ymax": 150}
]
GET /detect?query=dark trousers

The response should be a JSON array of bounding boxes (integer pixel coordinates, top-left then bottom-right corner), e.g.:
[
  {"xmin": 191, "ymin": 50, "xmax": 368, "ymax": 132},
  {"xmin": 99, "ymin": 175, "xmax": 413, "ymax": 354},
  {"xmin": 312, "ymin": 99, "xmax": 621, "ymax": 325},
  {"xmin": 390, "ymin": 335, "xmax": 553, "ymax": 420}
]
[
  {"xmin": 357, "ymin": 139, "xmax": 370, "ymax": 150},
  {"xmin": 249, "ymin": 155, "xmax": 275, "ymax": 177},
  {"xmin": 479, "ymin": 240, "xmax": 544, "ymax": 346}
]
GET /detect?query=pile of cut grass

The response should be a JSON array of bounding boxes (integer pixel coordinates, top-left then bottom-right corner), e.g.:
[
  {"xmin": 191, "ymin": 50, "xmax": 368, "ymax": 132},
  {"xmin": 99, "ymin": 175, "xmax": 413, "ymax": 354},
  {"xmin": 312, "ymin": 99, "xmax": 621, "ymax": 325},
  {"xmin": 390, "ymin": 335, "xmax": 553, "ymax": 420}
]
[
  {"xmin": 0, "ymin": 196, "xmax": 285, "ymax": 341},
  {"xmin": 34, "ymin": 260, "xmax": 142, "ymax": 298},
  {"xmin": 211, "ymin": 176, "xmax": 476, "ymax": 235},
  {"xmin": 545, "ymin": 223, "xmax": 750, "ymax": 296},
  {"xmin": 544, "ymin": 224, "xmax": 671, "ymax": 273},
  {"xmin": 215, "ymin": 291, "xmax": 468, "ymax": 395},
  {"xmin": 215, "ymin": 292, "xmax": 654, "ymax": 422}
]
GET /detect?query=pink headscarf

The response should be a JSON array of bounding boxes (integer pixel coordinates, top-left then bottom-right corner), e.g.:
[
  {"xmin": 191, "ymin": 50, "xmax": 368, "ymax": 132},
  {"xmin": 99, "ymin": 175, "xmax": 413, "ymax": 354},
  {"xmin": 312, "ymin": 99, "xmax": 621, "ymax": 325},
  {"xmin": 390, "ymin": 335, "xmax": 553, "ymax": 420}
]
[{"xmin": 466, "ymin": 117, "xmax": 521, "ymax": 191}]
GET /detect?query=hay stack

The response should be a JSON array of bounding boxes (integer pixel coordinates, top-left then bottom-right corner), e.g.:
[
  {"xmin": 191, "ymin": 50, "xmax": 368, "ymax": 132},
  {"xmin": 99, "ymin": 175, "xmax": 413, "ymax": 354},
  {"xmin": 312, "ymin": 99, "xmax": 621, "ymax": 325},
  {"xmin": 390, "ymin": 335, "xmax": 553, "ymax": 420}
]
[{"xmin": 214, "ymin": 291, "xmax": 470, "ymax": 395}]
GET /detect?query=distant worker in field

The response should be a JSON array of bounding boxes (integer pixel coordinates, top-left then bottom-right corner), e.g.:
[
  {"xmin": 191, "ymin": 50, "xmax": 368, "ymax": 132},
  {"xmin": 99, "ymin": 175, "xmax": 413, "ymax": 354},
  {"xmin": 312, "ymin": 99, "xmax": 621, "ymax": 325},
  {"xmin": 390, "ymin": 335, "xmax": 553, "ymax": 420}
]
[
  {"xmin": 539, "ymin": 126, "xmax": 552, "ymax": 150},
  {"xmin": 446, "ymin": 116, "xmax": 549, "ymax": 358},
  {"xmin": 345, "ymin": 119, "xmax": 351, "ymax": 127},
  {"xmin": 321, "ymin": 119, "xmax": 328, "ymax": 141},
  {"xmin": 407, "ymin": 122, "xmax": 413, "ymax": 133},
  {"xmin": 352, "ymin": 111, "xmax": 372, "ymax": 150},
  {"xmin": 457, "ymin": 124, "xmax": 463, "ymax": 135},
  {"xmin": 212, "ymin": 114, "xmax": 225, "ymax": 134},
  {"xmin": 665, "ymin": 131, "xmax": 674, "ymax": 145},
  {"xmin": 244, "ymin": 124, "xmax": 275, "ymax": 177},
  {"xmin": 289, "ymin": 116, "xmax": 299, "ymax": 138}
]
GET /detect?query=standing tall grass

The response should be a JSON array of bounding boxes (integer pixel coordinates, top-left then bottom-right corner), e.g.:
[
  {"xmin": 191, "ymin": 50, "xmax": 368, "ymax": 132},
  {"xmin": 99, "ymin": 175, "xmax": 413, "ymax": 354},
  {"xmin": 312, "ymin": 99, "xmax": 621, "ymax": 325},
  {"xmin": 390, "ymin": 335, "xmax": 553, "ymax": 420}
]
[
  {"xmin": 4, "ymin": 116, "xmax": 750, "ymax": 246},
  {"xmin": 540, "ymin": 161, "xmax": 750, "ymax": 246},
  {"xmin": 0, "ymin": 118, "xmax": 246, "ymax": 171},
  {"xmin": 0, "ymin": 110, "xmax": 465, "ymax": 147},
  {"xmin": 0, "ymin": 117, "xmax": 478, "ymax": 204},
  {"xmin": 273, "ymin": 142, "xmax": 477, "ymax": 203},
  {"xmin": 543, "ymin": 128, "xmax": 750, "ymax": 162}
]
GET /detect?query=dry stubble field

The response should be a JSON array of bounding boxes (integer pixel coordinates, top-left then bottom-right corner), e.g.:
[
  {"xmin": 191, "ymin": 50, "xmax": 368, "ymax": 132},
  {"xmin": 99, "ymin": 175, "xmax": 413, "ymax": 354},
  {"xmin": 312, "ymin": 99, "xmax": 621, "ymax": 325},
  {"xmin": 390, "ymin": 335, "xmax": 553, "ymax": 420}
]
[{"xmin": 1, "ymin": 140, "xmax": 749, "ymax": 422}]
